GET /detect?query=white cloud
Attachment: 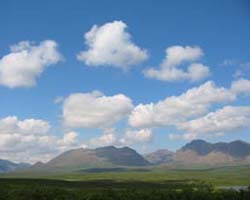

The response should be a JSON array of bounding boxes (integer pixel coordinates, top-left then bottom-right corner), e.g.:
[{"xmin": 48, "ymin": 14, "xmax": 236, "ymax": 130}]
[
  {"xmin": 77, "ymin": 20, "xmax": 148, "ymax": 69},
  {"xmin": 187, "ymin": 63, "xmax": 210, "ymax": 82},
  {"xmin": 58, "ymin": 131, "xmax": 78, "ymax": 147},
  {"xmin": 177, "ymin": 106, "xmax": 250, "ymax": 140},
  {"xmin": 231, "ymin": 78, "xmax": 250, "ymax": 95},
  {"xmin": 0, "ymin": 116, "xmax": 50, "ymax": 135},
  {"xmin": 144, "ymin": 45, "xmax": 210, "ymax": 82},
  {"xmin": 120, "ymin": 129, "xmax": 152, "ymax": 145},
  {"xmin": 63, "ymin": 91, "xmax": 133, "ymax": 128},
  {"xmin": 89, "ymin": 128, "xmax": 153, "ymax": 147},
  {"xmin": 129, "ymin": 81, "xmax": 235, "ymax": 128},
  {"xmin": 161, "ymin": 45, "xmax": 203, "ymax": 67},
  {"xmin": 0, "ymin": 40, "xmax": 62, "ymax": 88},
  {"xmin": 0, "ymin": 116, "xmax": 83, "ymax": 163},
  {"xmin": 89, "ymin": 128, "xmax": 117, "ymax": 147}
]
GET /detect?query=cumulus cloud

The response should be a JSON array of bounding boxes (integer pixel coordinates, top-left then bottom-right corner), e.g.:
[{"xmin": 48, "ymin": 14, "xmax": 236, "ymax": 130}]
[
  {"xmin": 0, "ymin": 116, "xmax": 50, "ymax": 135},
  {"xmin": 129, "ymin": 81, "xmax": 235, "ymax": 128},
  {"xmin": 0, "ymin": 116, "xmax": 83, "ymax": 163},
  {"xmin": 89, "ymin": 128, "xmax": 153, "ymax": 147},
  {"xmin": 0, "ymin": 40, "xmax": 62, "ymax": 88},
  {"xmin": 77, "ymin": 20, "xmax": 148, "ymax": 69},
  {"xmin": 119, "ymin": 129, "xmax": 152, "ymax": 145},
  {"xmin": 57, "ymin": 131, "xmax": 79, "ymax": 147},
  {"xmin": 177, "ymin": 106, "xmax": 250, "ymax": 140},
  {"xmin": 144, "ymin": 45, "xmax": 210, "ymax": 82},
  {"xmin": 89, "ymin": 128, "xmax": 117, "ymax": 147},
  {"xmin": 63, "ymin": 91, "xmax": 133, "ymax": 128},
  {"xmin": 231, "ymin": 78, "xmax": 250, "ymax": 95}
]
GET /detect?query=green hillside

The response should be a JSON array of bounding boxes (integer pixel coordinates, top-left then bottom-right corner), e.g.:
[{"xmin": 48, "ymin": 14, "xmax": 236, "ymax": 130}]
[{"xmin": 2, "ymin": 165, "xmax": 250, "ymax": 186}]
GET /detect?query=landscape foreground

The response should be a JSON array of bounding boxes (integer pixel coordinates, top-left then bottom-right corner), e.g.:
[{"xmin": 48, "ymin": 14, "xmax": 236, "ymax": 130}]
[
  {"xmin": 1, "ymin": 165, "xmax": 250, "ymax": 200},
  {"xmin": 1, "ymin": 140, "xmax": 250, "ymax": 199},
  {"xmin": 0, "ymin": 178, "xmax": 249, "ymax": 200}
]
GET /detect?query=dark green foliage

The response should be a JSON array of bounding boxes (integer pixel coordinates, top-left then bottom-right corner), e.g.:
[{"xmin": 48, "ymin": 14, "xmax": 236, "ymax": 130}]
[{"xmin": 0, "ymin": 179, "xmax": 249, "ymax": 200}]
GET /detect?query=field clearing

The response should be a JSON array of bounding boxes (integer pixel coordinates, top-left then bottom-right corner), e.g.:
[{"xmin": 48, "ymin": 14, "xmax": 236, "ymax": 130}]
[{"xmin": 1, "ymin": 165, "xmax": 250, "ymax": 186}]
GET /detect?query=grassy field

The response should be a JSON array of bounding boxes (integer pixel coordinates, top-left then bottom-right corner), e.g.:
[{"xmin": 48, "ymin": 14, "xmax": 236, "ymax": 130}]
[
  {"xmin": 1, "ymin": 165, "xmax": 250, "ymax": 186},
  {"xmin": 0, "ymin": 165, "xmax": 249, "ymax": 200}
]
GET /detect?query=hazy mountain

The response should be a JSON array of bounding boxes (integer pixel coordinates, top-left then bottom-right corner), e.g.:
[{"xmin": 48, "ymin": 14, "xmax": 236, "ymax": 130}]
[
  {"xmin": 0, "ymin": 159, "xmax": 31, "ymax": 173},
  {"xmin": 181, "ymin": 140, "xmax": 214, "ymax": 155},
  {"xmin": 172, "ymin": 140, "xmax": 250, "ymax": 166},
  {"xmin": 31, "ymin": 146, "xmax": 150, "ymax": 172},
  {"xmin": 143, "ymin": 140, "xmax": 250, "ymax": 167},
  {"xmin": 10, "ymin": 140, "xmax": 250, "ymax": 174},
  {"xmin": 181, "ymin": 140, "xmax": 250, "ymax": 157},
  {"xmin": 145, "ymin": 149, "xmax": 174, "ymax": 164}
]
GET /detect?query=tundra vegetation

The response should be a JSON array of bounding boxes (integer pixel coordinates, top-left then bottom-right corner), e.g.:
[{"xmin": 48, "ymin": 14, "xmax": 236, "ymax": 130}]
[{"xmin": 0, "ymin": 178, "xmax": 250, "ymax": 200}]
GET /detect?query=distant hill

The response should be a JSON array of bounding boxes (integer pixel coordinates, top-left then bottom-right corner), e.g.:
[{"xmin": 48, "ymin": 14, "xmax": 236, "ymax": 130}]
[
  {"xmin": 30, "ymin": 146, "xmax": 150, "ymax": 172},
  {"xmin": 172, "ymin": 140, "xmax": 250, "ymax": 167},
  {"xmin": 145, "ymin": 149, "xmax": 174, "ymax": 164},
  {"xmin": 95, "ymin": 146, "xmax": 149, "ymax": 166},
  {"xmin": 144, "ymin": 140, "xmax": 250, "ymax": 167},
  {"xmin": 181, "ymin": 140, "xmax": 250, "ymax": 157},
  {"xmin": 3, "ymin": 140, "xmax": 250, "ymax": 174},
  {"xmin": 0, "ymin": 159, "xmax": 31, "ymax": 173}
]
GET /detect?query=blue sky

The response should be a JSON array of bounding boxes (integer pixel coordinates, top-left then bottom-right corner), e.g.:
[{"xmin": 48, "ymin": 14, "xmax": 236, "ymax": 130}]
[{"xmin": 0, "ymin": 0, "xmax": 250, "ymax": 163}]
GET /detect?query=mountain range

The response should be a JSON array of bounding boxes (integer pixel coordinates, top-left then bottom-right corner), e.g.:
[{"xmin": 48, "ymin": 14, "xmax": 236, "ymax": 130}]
[
  {"xmin": 1, "ymin": 140, "xmax": 250, "ymax": 173},
  {"xmin": 0, "ymin": 159, "xmax": 31, "ymax": 173},
  {"xmin": 28, "ymin": 146, "xmax": 150, "ymax": 172},
  {"xmin": 145, "ymin": 149, "xmax": 174, "ymax": 164},
  {"xmin": 147, "ymin": 140, "xmax": 250, "ymax": 167}
]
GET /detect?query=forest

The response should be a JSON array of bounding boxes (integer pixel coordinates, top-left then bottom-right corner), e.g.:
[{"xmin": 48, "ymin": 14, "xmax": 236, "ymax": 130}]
[{"xmin": 0, "ymin": 178, "xmax": 249, "ymax": 200}]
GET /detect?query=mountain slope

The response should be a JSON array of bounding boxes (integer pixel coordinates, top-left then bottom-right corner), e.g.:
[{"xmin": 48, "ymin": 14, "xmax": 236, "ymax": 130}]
[
  {"xmin": 95, "ymin": 146, "xmax": 149, "ymax": 166},
  {"xmin": 0, "ymin": 159, "xmax": 31, "ymax": 173},
  {"xmin": 143, "ymin": 140, "xmax": 250, "ymax": 167},
  {"xmin": 172, "ymin": 140, "xmax": 250, "ymax": 166},
  {"xmin": 181, "ymin": 140, "xmax": 250, "ymax": 158},
  {"xmin": 16, "ymin": 140, "xmax": 250, "ymax": 173},
  {"xmin": 31, "ymin": 146, "xmax": 150, "ymax": 172},
  {"xmin": 145, "ymin": 149, "xmax": 174, "ymax": 164}
]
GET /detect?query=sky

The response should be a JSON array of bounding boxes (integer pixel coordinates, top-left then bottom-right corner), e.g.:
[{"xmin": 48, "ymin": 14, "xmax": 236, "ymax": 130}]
[{"xmin": 0, "ymin": 0, "xmax": 250, "ymax": 163}]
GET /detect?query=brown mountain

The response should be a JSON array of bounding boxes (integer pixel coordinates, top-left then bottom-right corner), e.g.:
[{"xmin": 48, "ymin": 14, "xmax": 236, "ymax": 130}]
[
  {"xmin": 144, "ymin": 140, "xmax": 250, "ymax": 167},
  {"xmin": 20, "ymin": 140, "xmax": 250, "ymax": 173},
  {"xmin": 31, "ymin": 146, "xmax": 150, "ymax": 172},
  {"xmin": 181, "ymin": 140, "xmax": 250, "ymax": 157},
  {"xmin": 145, "ymin": 149, "xmax": 174, "ymax": 164},
  {"xmin": 172, "ymin": 140, "xmax": 250, "ymax": 167}
]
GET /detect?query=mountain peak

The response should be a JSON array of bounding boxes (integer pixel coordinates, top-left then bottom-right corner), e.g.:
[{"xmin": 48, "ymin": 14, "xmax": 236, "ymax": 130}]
[
  {"xmin": 181, "ymin": 139, "xmax": 212, "ymax": 155},
  {"xmin": 188, "ymin": 139, "xmax": 209, "ymax": 145},
  {"xmin": 95, "ymin": 145, "xmax": 116, "ymax": 150},
  {"xmin": 0, "ymin": 159, "xmax": 31, "ymax": 173},
  {"xmin": 229, "ymin": 140, "xmax": 247, "ymax": 145},
  {"xmin": 95, "ymin": 145, "xmax": 150, "ymax": 166},
  {"xmin": 145, "ymin": 149, "xmax": 174, "ymax": 165},
  {"xmin": 29, "ymin": 145, "xmax": 150, "ymax": 172},
  {"xmin": 181, "ymin": 139, "xmax": 250, "ymax": 157}
]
